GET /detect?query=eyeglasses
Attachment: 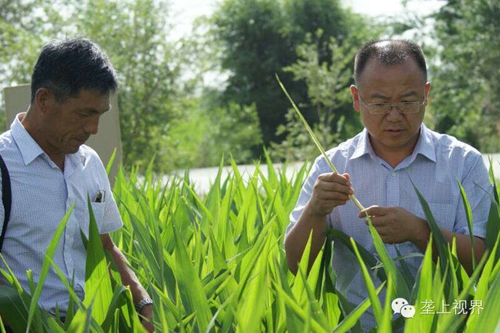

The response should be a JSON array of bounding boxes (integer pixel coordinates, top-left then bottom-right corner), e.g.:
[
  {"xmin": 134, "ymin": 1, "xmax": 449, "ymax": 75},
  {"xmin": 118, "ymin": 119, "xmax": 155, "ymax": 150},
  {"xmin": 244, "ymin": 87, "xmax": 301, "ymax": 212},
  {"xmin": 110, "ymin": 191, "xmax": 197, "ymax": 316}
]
[{"xmin": 358, "ymin": 94, "xmax": 426, "ymax": 115}]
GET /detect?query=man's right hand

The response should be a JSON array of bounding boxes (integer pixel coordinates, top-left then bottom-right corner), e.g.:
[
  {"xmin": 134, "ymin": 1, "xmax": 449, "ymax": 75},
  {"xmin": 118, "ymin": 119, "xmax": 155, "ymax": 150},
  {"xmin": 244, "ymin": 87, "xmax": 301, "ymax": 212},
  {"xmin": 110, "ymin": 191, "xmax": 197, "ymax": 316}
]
[{"xmin": 306, "ymin": 172, "xmax": 354, "ymax": 216}]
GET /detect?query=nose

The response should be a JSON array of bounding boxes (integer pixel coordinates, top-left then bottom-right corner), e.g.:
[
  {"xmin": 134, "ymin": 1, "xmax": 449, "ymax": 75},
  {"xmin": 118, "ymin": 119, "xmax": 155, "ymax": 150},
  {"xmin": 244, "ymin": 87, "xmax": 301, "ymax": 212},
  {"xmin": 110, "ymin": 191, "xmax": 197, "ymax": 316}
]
[
  {"xmin": 83, "ymin": 115, "xmax": 100, "ymax": 135},
  {"xmin": 385, "ymin": 105, "xmax": 404, "ymax": 122}
]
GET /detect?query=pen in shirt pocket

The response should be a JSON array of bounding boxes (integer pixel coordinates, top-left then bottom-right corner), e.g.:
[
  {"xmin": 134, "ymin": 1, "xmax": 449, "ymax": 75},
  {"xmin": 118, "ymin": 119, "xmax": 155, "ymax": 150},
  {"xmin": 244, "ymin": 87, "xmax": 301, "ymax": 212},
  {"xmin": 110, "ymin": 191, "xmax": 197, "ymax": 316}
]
[{"xmin": 94, "ymin": 189, "xmax": 106, "ymax": 203}]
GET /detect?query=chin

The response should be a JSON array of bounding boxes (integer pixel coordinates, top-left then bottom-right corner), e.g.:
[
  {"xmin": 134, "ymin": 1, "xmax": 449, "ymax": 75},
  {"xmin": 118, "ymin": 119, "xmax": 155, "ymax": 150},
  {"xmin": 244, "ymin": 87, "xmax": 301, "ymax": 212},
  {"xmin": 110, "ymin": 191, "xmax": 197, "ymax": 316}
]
[{"xmin": 66, "ymin": 146, "xmax": 81, "ymax": 154}]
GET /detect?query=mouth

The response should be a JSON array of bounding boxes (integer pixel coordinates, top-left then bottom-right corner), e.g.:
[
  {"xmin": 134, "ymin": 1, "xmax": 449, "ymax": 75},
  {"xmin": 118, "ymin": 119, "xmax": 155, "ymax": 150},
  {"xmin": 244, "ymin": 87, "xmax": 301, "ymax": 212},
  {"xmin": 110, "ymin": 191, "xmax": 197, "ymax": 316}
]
[
  {"xmin": 385, "ymin": 129, "xmax": 405, "ymax": 136},
  {"xmin": 74, "ymin": 136, "xmax": 90, "ymax": 145}
]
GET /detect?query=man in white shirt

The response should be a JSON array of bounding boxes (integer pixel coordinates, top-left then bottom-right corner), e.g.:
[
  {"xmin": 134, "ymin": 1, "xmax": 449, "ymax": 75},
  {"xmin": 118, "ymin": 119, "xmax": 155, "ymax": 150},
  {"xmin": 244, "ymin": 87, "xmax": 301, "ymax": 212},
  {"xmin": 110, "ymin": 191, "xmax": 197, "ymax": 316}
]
[
  {"xmin": 285, "ymin": 39, "xmax": 492, "ymax": 330},
  {"xmin": 0, "ymin": 37, "xmax": 154, "ymax": 332}
]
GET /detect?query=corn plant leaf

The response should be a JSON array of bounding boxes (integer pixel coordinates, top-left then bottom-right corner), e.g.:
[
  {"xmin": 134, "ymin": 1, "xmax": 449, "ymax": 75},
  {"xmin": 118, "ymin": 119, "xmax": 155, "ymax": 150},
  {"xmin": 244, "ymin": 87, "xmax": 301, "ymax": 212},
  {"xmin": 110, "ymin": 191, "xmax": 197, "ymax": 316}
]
[
  {"xmin": 47, "ymin": 317, "xmax": 66, "ymax": 333},
  {"xmin": 327, "ymin": 228, "xmax": 387, "ymax": 282},
  {"xmin": 350, "ymin": 237, "xmax": 383, "ymax": 328},
  {"xmin": 105, "ymin": 147, "xmax": 117, "ymax": 176},
  {"xmin": 26, "ymin": 204, "xmax": 74, "ymax": 332},
  {"xmin": 405, "ymin": 238, "xmax": 435, "ymax": 332},
  {"xmin": 272, "ymin": 280, "xmax": 327, "ymax": 332},
  {"xmin": 412, "ymin": 182, "xmax": 449, "ymax": 274},
  {"xmin": 276, "ymin": 74, "xmax": 365, "ymax": 211},
  {"xmin": 0, "ymin": 285, "xmax": 30, "ymax": 333},
  {"xmin": 80, "ymin": 198, "xmax": 114, "ymax": 325},
  {"xmin": 172, "ymin": 226, "xmax": 212, "ymax": 330},
  {"xmin": 457, "ymin": 181, "xmax": 476, "ymax": 269},
  {"xmin": 471, "ymin": 265, "xmax": 500, "ymax": 333},
  {"xmin": 438, "ymin": 249, "xmax": 488, "ymax": 332},
  {"xmin": 368, "ymin": 222, "xmax": 411, "ymax": 300},
  {"xmin": 299, "ymin": 260, "xmax": 330, "ymax": 330},
  {"xmin": 486, "ymin": 199, "xmax": 500, "ymax": 260}
]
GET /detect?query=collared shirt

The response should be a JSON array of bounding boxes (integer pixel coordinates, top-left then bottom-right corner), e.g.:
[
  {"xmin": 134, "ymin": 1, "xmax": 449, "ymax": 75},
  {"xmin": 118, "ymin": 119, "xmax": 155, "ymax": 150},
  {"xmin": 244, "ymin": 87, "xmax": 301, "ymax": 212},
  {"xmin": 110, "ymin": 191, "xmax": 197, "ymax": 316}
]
[
  {"xmin": 287, "ymin": 124, "xmax": 493, "ymax": 330},
  {"xmin": 0, "ymin": 114, "xmax": 123, "ymax": 315}
]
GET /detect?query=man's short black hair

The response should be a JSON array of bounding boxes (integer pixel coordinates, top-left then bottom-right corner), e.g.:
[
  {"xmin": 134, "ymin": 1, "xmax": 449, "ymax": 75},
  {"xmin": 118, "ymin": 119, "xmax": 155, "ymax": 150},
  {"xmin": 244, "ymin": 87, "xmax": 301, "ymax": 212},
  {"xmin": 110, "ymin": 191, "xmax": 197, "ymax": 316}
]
[
  {"xmin": 354, "ymin": 39, "xmax": 427, "ymax": 84},
  {"xmin": 30, "ymin": 37, "xmax": 118, "ymax": 103}
]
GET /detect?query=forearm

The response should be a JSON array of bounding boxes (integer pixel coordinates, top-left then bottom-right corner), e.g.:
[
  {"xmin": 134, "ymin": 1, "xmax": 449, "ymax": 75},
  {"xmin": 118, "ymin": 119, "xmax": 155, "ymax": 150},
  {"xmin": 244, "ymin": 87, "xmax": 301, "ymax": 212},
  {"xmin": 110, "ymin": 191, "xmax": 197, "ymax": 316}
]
[
  {"xmin": 285, "ymin": 205, "xmax": 329, "ymax": 275},
  {"xmin": 412, "ymin": 222, "xmax": 486, "ymax": 274},
  {"xmin": 103, "ymin": 237, "xmax": 154, "ymax": 331},
  {"xmin": 107, "ymin": 244, "xmax": 150, "ymax": 302},
  {"xmin": 100, "ymin": 234, "xmax": 150, "ymax": 302}
]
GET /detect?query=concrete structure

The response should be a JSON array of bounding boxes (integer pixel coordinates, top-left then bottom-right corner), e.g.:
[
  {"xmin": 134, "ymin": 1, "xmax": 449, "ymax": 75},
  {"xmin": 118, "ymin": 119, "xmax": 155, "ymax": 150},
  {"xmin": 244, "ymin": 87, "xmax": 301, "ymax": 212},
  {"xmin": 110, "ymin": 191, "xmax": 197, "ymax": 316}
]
[{"xmin": 3, "ymin": 84, "xmax": 122, "ymax": 184}]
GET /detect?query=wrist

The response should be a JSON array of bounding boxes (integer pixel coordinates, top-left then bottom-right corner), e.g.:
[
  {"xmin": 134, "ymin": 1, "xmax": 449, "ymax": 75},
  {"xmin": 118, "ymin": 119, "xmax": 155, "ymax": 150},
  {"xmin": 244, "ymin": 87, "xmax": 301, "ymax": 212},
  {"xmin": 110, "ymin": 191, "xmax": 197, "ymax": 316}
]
[
  {"xmin": 411, "ymin": 217, "xmax": 430, "ymax": 249},
  {"xmin": 303, "ymin": 203, "xmax": 329, "ymax": 221},
  {"xmin": 136, "ymin": 298, "xmax": 154, "ymax": 314}
]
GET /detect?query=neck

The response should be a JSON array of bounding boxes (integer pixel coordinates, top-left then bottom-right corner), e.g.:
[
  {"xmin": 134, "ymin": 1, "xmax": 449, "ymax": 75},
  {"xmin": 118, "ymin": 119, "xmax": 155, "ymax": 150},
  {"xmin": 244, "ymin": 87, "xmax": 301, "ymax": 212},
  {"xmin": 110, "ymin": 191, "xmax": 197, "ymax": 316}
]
[
  {"xmin": 374, "ymin": 149, "xmax": 411, "ymax": 168},
  {"xmin": 22, "ymin": 109, "xmax": 65, "ymax": 170},
  {"xmin": 369, "ymin": 133, "xmax": 420, "ymax": 168}
]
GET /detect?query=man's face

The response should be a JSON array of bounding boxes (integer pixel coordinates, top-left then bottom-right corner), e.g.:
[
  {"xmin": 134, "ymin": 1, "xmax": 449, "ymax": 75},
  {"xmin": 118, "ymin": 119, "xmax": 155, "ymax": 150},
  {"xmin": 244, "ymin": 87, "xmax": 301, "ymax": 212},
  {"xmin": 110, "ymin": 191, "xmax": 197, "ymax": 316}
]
[
  {"xmin": 350, "ymin": 58, "xmax": 431, "ymax": 157},
  {"xmin": 44, "ymin": 89, "xmax": 110, "ymax": 155}
]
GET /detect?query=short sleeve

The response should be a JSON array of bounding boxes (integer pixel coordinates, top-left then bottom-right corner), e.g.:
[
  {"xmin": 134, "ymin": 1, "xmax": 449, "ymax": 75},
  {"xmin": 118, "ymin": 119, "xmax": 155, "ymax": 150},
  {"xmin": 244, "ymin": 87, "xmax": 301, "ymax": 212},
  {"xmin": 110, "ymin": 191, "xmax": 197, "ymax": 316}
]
[
  {"xmin": 454, "ymin": 154, "xmax": 493, "ymax": 238},
  {"xmin": 94, "ymin": 155, "xmax": 123, "ymax": 234}
]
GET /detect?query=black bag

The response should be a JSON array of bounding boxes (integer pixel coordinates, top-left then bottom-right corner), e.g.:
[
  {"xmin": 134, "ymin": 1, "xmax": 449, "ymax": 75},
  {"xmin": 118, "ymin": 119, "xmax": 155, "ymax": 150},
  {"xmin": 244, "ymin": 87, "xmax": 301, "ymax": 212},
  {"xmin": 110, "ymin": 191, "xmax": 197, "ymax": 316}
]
[{"xmin": 0, "ymin": 155, "xmax": 11, "ymax": 252}]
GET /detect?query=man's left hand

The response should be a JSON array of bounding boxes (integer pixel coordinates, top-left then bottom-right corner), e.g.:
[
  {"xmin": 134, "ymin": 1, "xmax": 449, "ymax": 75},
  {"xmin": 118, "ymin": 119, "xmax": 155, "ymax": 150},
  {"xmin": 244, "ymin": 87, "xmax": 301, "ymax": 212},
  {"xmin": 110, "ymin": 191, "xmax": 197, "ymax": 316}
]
[
  {"xmin": 358, "ymin": 205, "xmax": 429, "ymax": 244},
  {"xmin": 139, "ymin": 304, "xmax": 154, "ymax": 332}
]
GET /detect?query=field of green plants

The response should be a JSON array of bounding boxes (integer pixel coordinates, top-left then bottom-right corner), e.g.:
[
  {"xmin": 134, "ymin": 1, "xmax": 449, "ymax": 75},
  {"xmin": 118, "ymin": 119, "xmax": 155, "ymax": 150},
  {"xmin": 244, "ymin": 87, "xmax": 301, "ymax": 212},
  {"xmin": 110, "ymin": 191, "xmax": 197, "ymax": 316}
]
[{"xmin": 0, "ymin": 154, "xmax": 499, "ymax": 332}]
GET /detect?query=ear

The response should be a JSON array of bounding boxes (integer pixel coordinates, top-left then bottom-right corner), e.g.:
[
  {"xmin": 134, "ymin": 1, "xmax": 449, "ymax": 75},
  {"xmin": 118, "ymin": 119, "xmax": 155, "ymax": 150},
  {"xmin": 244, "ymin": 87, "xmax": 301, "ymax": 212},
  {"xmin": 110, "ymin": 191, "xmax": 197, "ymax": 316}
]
[
  {"xmin": 424, "ymin": 82, "xmax": 431, "ymax": 105},
  {"xmin": 350, "ymin": 85, "xmax": 361, "ymax": 112},
  {"xmin": 34, "ymin": 88, "xmax": 56, "ymax": 114}
]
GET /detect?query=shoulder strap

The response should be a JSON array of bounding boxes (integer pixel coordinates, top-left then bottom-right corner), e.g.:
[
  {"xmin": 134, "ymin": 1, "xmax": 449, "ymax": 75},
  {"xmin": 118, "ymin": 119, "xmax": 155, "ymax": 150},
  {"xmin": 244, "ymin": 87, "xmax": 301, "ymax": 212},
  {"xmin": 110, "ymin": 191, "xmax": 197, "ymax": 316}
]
[{"xmin": 0, "ymin": 155, "xmax": 12, "ymax": 252}]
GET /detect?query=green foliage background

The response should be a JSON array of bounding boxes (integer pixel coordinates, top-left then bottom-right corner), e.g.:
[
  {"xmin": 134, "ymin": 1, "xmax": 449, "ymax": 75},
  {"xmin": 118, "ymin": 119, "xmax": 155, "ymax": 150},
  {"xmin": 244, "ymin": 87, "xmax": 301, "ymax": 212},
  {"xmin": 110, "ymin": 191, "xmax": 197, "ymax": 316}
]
[{"xmin": 0, "ymin": 0, "xmax": 498, "ymax": 173}]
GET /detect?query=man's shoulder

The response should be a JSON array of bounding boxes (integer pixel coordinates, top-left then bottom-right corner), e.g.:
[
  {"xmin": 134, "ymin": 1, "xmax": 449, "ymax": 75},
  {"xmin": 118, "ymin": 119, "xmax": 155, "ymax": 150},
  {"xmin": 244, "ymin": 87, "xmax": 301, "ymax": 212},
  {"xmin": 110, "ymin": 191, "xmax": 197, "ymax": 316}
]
[
  {"xmin": 79, "ymin": 144, "xmax": 100, "ymax": 158},
  {"xmin": 77, "ymin": 144, "xmax": 106, "ymax": 168},
  {"xmin": 323, "ymin": 132, "xmax": 364, "ymax": 159},
  {"xmin": 427, "ymin": 128, "xmax": 482, "ymax": 158},
  {"xmin": 311, "ymin": 132, "xmax": 364, "ymax": 170},
  {"xmin": 0, "ymin": 130, "xmax": 15, "ymax": 151}
]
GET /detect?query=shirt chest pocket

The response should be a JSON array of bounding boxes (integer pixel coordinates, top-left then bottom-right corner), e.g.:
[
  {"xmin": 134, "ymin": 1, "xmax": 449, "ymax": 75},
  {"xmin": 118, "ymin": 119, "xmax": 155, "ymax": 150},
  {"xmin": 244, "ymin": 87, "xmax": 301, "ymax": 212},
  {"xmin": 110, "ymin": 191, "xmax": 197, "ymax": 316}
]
[{"xmin": 80, "ymin": 202, "xmax": 106, "ymax": 238}]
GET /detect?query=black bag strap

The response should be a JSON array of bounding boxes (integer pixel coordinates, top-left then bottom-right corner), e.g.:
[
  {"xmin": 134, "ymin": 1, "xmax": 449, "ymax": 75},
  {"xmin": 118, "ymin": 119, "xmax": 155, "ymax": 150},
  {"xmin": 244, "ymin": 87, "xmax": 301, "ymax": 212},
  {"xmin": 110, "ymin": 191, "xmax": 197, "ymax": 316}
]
[{"xmin": 0, "ymin": 155, "xmax": 12, "ymax": 252}]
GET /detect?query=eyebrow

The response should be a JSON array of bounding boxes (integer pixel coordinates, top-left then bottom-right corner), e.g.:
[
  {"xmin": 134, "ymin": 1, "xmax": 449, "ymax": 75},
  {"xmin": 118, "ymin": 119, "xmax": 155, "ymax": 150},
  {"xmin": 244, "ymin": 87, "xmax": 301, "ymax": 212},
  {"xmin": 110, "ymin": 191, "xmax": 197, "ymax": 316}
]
[
  {"xmin": 78, "ymin": 107, "xmax": 111, "ymax": 115},
  {"xmin": 367, "ymin": 91, "xmax": 420, "ymax": 100}
]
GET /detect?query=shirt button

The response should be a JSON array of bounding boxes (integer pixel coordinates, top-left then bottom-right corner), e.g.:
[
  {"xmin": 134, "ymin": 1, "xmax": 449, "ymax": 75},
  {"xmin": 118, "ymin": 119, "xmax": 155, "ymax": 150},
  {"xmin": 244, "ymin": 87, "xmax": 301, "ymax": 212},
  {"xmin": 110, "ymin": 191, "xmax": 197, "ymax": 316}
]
[{"xmin": 391, "ymin": 172, "xmax": 396, "ymax": 177}]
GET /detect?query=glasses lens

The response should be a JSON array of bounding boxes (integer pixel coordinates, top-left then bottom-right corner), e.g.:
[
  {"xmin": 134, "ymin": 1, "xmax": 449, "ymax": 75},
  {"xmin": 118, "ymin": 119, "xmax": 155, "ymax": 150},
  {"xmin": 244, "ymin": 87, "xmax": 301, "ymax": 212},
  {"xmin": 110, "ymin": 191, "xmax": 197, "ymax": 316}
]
[
  {"xmin": 369, "ymin": 104, "xmax": 388, "ymax": 114},
  {"xmin": 399, "ymin": 102, "xmax": 420, "ymax": 114}
]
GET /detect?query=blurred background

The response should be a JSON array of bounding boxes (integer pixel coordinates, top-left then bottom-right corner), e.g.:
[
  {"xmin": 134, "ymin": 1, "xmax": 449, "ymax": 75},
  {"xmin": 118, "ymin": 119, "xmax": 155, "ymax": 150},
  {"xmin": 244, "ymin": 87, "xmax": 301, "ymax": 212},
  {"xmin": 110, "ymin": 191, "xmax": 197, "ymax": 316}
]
[{"xmin": 1, "ymin": 0, "xmax": 499, "ymax": 173}]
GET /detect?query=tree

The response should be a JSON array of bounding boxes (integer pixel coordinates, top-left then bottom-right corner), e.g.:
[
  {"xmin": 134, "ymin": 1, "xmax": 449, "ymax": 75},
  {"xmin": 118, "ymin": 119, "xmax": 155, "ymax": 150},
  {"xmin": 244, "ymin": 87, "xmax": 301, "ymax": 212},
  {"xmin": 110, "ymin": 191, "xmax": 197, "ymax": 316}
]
[
  {"xmin": 1, "ymin": 0, "xmax": 190, "ymax": 172},
  {"xmin": 270, "ymin": 30, "xmax": 375, "ymax": 162},
  {"xmin": 427, "ymin": 0, "xmax": 500, "ymax": 152},
  {"xmin": 211, "ymin": 0, "xmax": 380, "ymax": 155}
]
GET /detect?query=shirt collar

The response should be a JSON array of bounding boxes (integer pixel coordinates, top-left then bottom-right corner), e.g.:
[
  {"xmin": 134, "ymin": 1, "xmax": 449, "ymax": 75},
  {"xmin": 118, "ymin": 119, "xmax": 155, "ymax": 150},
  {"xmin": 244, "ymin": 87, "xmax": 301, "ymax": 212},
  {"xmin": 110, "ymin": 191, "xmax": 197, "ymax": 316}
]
[
  {"xmin": 350, "ymin": 124, "xmax": 436, "ymax": 163},
  {"xmin": 11, "ymin": 112, "xmax": 87, "ymax": 167},
  {"xmin": 11, "ymin": 113, "xmax": 45, "ymax": 165},
  {"xmin": 410, "ymin": 123, "xmax": 436, "ymax": 163},
  {"xmin": 351, "ymin": 128, "xmax": 376, "ymax": 160}
]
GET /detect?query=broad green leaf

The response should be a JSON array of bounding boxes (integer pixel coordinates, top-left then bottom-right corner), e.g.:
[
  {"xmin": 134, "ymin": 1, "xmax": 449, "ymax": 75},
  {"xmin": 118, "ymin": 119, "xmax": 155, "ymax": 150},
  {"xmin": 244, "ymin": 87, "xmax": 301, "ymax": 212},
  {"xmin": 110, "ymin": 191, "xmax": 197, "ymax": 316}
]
[
  {"xmin": 412, "ymin": 182, "xmax": 449, "ymax": 275},
  {"xmin": 172, "ymin": 226, "xmax": 212, "ymax": 330},
  {"xmin": 457, "ymin": 181, "xmax": 476, "ymax": 269},
  {"xmin": 350, "ymin": 238, "xmax": 383, "ymax": 329},
  {"xmin": 106, "ymin": 147, "xmax": 117, "ymax": 176},
  {"xmin": 26, "ymin": 205, "xmax": 75, "ymax": 332}
]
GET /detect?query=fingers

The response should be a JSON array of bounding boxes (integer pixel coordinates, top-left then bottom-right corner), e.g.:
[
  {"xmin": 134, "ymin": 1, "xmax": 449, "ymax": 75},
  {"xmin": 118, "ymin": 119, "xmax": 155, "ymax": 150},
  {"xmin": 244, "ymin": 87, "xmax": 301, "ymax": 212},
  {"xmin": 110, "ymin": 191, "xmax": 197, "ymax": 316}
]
[
  {"xmin": 316, "ymin": 173, "xmax": 354, "ymax": 195},
  {"xmin": 358, "ymin": 205, "xmax": 388, "ymax": 218},
  {"xmin": 317, "ymin": 172, "xmax": 351, "ymax": 184},
  {"xmin": 308, "ymin": 172, "xmax": 355, "ymax": 215}
]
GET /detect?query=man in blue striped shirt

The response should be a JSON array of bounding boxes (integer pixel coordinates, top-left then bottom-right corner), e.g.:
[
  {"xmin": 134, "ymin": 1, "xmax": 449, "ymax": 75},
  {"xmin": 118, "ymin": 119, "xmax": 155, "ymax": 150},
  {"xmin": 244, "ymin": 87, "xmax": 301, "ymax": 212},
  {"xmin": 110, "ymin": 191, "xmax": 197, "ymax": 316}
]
[
  {"xmin": 0, "ymin": 38, "xmax": 154, "ymax": 332},
  {"xmin": 285, "ymin": 40, "xmax": 493, "ymax": 330}
]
